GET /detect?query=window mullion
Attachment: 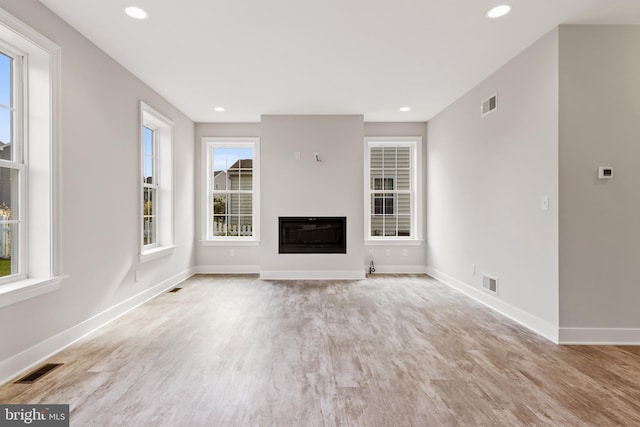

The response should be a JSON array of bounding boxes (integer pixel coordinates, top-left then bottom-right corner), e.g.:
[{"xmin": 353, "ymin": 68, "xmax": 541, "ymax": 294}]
[{"xmin": 0, "ymin": 160, "xmax": 22, "ymax": 170}]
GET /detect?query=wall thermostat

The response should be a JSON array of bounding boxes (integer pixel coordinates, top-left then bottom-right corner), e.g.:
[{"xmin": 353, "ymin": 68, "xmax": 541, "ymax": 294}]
[{"xmin": 598, "ymin": 167, "xmax": 613, "ymax": 179}]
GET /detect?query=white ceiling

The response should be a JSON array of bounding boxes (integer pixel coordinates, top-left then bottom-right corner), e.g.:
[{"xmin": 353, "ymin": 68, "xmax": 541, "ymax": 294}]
[{"xmin": 38, "ymin": 0, "xmax": 640, "ymax": 123}]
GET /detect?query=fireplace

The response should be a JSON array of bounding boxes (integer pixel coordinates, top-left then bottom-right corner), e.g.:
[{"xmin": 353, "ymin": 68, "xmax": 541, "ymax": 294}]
[{"xmin": 279, "ymin": 217, "xmax": 346, "ymax": 254}]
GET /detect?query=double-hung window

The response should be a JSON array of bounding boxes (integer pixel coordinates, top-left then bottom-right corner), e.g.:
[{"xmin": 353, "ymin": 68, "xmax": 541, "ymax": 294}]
[
  {"xmin": 0, "ymin": 45, "xmax": 24, "ymax": 282},
  {"xmin": 0, "ymin": 8, "xmax": 62, "ymax": 308},
  {"xmin": 365, "ymin": 137, "xmax": 421, "ymax": 241},
  {"xmin": 142, "ymin": 125, "xmax": 158, "ymax": 247},
  {"xmin": 202, "ymin": 137, "xmax": 259, "ymax": 244},
  {"xmin": 139, "ymin": 102, "xmax": 174, "ymax": 262}
]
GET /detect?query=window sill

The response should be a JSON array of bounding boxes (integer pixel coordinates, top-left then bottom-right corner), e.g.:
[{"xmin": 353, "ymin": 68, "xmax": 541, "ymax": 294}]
[
  {"xmin": 201, "ymin": 240, "xmax": 260, "ymax": 247},
  {"xmin": 365, "ymin": 239, "xmax": 424, "ymax": 246},
  {"xmin": 139, "ymin": 245, "xmax": 176, "ymax": 263},
  {"xmin": 0, "ymin": 275, "xmax": 66, "ymax": 309}
]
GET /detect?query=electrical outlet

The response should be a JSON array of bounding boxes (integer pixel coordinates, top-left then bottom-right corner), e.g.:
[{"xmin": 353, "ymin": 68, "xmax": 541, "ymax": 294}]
[
  {"xmin": 471, "ymin": 264, "xmax": 476, "ymax": 276},
  {"xmin": 229, "ymin": 249, "xmax": 235, "ymax": 257},
  {"xmin": 598, "ymin": 166, "xmax": 613, "ymax": 179},
  {"xmin": 294, "ymin": 151, "xmax": 300, "ymax": 160},
  {"xmin": 402, "ymin": 249, "xmax": 408, "ymax": 257},
  {"xmin": 369, "ymin": 250, "xmax": 374, "ymax": 257},
  {"xmin": 385, "ymin": 249, "xmax": 391, "ymax": 256}
]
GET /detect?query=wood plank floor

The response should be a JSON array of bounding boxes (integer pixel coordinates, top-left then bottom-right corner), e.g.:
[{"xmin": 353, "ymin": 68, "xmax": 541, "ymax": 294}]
[{"xmin": 1, "ymin": 274, "xmax": 640, "ymax": 426}]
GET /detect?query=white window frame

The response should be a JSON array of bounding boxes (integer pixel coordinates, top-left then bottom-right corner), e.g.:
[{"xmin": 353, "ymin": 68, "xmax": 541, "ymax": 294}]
[
  {"xmin": 142, "ymin": 124, "xmax": 159, "ymax": 250},
  {"xmin": 364, "ymin": 137, "xmax": 422, "ymax": 244},
  {"xmin": 139, "ymin": 102, "xmax": 175, "ymax": 263},
  {"xmin": 0, "ymin": 42, "xmax": 26, "ymax": 285},
  {"xmin": 0, "ymin": 8, "xmax": 64, "ymax": 308},
  {"xmin": 201, "ymin": 137, "xmax": 260, "ymax": 246}
]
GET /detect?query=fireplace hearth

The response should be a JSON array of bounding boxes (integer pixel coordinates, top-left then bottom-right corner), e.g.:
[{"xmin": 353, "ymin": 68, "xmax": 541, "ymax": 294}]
[{"xmin": 279, "ymin": 217, "xmax": 346, "ymax": 254}]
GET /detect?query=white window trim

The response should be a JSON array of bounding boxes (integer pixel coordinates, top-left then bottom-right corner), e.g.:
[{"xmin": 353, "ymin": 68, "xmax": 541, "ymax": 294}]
[
  {"xmin": 201, "ymin": 137, "xmax": 260, "ymax": 245},
  {"xmin": 0, "ymin": 276, "xmax": 62, "ymax": 309},
  {"xmin": 0, "ymin": 43, "xmax": 26, "ymax": 286},
  {"xmin": 364, "ymin": 137, "xmax": 422, "ymax": 243},
  {"xmin": 142, "ymin": 123, "xmax": 159, "ymax": 251},
  {"xmin": 139, "ymin": 102, "xmax": 175, "ymax": 263},
  {"xmin": 139, "ymin": 245, "xmax": 176, "ymax": 264},
  {"xmin": 0, "ymin": 8, "xmax": 65, "ymax": 308}
]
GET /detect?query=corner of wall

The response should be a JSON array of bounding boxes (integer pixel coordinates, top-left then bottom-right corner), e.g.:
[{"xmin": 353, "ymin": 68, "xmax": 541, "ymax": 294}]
[{"xmin": 426, "ymin": 267, "xmax": 559, "ymax": 343}]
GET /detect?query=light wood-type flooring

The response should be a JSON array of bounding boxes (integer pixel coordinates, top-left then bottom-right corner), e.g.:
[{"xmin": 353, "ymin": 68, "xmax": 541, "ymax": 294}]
[{"xmin": 1, "ymin": 274, "xmax": 640, "ymax": 426}]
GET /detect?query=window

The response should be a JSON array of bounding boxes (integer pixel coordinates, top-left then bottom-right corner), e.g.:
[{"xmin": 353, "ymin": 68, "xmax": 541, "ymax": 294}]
[
  {"xmin": 0, "ymin": 9, "xmax": 62, "ymax": 308},
  {"xmin": 0, "ymin": 46, "xmax": 23, "ymax": 282},
  {"xmin": 202, "ymin": 137, "xmax": 259, "ymax": 244},
  {"xmin": 140, "ymin": 102, "xmax": 174, "ymax": 262},
  {"xmin": 365, "ymin": 137, "xmax": 421, "ymax": 241},
  {"xmin": 142, "ymin": 125, "xmax": 158, "ymax": 247}
]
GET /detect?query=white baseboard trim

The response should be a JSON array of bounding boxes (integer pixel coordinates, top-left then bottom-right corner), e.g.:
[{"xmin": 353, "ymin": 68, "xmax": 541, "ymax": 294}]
[
  {"xmin": 194, "ymin": 265, "xmax": 260, "ymax": 274},
  {"xmin": 426, "ymin": 266, "xmax": 559, "ymax": 344},
  {"xmin": 559, "ymin": 328, "xmax": 640, "ymax": 345},
  {"xmin": 364, "ymin": 265, "xmax": 428, "ymax": 274},
  {"xmin": 0, "ymin": 267, "xmax": 196, "ymax": 386},
  {"xmin": 260, "ymin": 270, "xmax": 366, "ymax": 280}
]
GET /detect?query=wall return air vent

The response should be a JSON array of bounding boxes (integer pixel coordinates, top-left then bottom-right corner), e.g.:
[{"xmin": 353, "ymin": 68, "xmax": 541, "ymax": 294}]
[
  {"xmin": 481, "ymin": 94, "xmax": 497, "ymax": 116},
  {"xmin": 482, "ymin": 274, "xmax": 498, "ymax": 295}
]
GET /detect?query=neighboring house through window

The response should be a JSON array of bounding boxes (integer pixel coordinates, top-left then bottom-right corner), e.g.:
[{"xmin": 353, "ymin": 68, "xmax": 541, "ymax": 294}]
[
  {"xmin": 139, "ymin": 102, "xmax": 175, "ymax": 262},
  {"xmin": 202, "ymin": 137, "xmax": 259, "ymax": 243},
  {"xmin": 0, "ymin": 9, "xmax": 62, "ymax": 307},
  {"xmin": 213, "ymin": 170, "xmax": 227, "ymax": 191},
  {"xmin": 365, "ymin": 137, "xmax": 421, "ymax": 241}
]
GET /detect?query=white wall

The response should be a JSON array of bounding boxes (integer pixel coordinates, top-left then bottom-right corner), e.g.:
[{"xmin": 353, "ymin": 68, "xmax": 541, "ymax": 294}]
[
  {"xmin": 194, "ymin": 123, "xmax": 261, "ymax": 272},
  {"xmin": 364, "ymin": 123, "xmax": 427, "ymax": 272},
  {"xmin": 260, "ymin": 115, "xmax": 364, "ymax": 279},
  {"xmin": 0, "ymin": 0, "xmax": 195, "ymax": 381},
  {"xmin": 194, "ymin": 121, "xmax": 427, "ymax": 274},
  {"xmin": 559, "ymin": 26, "xmax": 640, "ymax": 340},
  {"xmin": 426, "ymin": 29, "xmax": 560, "ymax": 341}
]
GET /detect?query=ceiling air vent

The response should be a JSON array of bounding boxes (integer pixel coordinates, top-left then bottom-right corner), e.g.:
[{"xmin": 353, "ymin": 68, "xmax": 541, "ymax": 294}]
[
  {"xmin": 482, "ymin": 274, "xmax": 498, "ymax": 295},
  {"xmin": 481, "ymin": 94, "xmax": 497, "ymax": 117}
]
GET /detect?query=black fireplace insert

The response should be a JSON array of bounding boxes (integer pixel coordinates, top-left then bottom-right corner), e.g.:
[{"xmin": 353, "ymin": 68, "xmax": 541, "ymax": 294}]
[{"xmin": 279, "ymin": 217, "xmax": 346, "ymax": 254}]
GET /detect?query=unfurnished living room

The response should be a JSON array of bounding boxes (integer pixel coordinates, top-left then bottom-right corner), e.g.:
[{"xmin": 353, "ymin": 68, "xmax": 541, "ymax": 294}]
[{"xmin": 1, "ymin": 0, "xmax": 640, "ymax": 425}]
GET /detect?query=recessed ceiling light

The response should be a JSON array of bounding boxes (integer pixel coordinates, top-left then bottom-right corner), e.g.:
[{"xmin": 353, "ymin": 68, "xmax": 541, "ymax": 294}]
[
  {"xmin": 214, "ymin": 107, "xmax": 225, "ymax": 112},
  {"xmin": 124, "ymin": 6, "xmax": 148, "ymax": 20},
  {"xmin": 487, "ymin": 5, "xmax": 511, "ymax": 18},
  {"xmin": 399, "ymin": 106, "xmax": 411, "ymax": 112}
]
